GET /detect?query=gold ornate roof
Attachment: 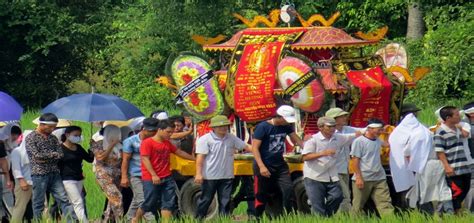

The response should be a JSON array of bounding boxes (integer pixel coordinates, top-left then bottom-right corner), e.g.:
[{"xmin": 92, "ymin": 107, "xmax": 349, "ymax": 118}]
[{"xmin": 203, "ymin": 27, "xmax": 378, "ymax": 52}]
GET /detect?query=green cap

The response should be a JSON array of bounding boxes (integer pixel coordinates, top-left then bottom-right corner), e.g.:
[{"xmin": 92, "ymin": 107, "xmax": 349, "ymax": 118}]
[
  {"xmin": 325, "ymin": 107, "xmax": 349, "ymax": 118},
  {"xmin": 209, "ymin": 115, "xmax": 231, "ymax": 127}
]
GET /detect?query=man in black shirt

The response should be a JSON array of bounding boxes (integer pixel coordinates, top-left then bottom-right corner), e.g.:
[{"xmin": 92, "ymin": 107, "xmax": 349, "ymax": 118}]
[{"xmin": 252, "ymin": 105, "xmax": 303, "ymax": 218}]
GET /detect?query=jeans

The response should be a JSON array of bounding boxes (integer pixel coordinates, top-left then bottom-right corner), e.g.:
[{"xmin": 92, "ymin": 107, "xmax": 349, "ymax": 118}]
[
  {"xmin": 142, "ymin": 177, "xmax": 176, "ymax": 213},
  {"xmin": 196, "ymin": 179, "xmax": 233, "ymax": 219},
  {"xmin": 128, "ymin": 176, "xmax": 154, "ymax": 221},
  {"xmin": 63, "ymin": 180, "xmax": 87, "ymax": 223},
  {"xmin": 31, "ymin": 173, "xmax": 76, "ymax": 222},
  {"xmin": 304, "ymin": 178, "xmax": 343, "ymax": 217}
]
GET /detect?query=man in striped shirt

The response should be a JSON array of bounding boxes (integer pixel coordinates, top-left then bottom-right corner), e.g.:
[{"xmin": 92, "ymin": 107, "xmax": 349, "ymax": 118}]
[{"xmin": 434, "ymin": 106, "xmax": 474, "ymax": 214}]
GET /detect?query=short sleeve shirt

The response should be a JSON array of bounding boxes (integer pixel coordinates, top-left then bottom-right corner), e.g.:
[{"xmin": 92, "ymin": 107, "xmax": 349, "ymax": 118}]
[
  {"xmin": 434, "ymin": 124, "xmax": 473, "ymax": 175},
  {"xmin": 350, "ymin": 136, "xmax": 386, "ymax": 181},
  {"xmin": 253, "ymin": 121, "xmax": 293, "ymax": 167},
  {"xmin": 140, "ymin": 138, "xmax": 177, "ymax": 180},
  {"xmin": 122, "ymin": 135, "xmax": 142, "ymax": 177},
  {"xmin": 195, "ymin": 132, "xmax": 246, "ymax": 179},
  {"xmin": 302, "ymin": 132, "xmax": 355, "ymax": 182}
]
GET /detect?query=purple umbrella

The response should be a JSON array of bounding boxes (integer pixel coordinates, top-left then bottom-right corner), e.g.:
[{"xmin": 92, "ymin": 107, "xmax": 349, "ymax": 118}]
[{"xmin": 0, "ymin": 91, "xmax": 23, "ymax": 122}]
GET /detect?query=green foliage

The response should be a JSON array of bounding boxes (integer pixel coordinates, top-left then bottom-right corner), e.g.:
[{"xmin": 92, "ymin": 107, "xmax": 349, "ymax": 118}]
[
  {"xmin": 0, "ymin": 2, "xmax": 117, "ymax": 107},
  {"xmin": 405, "ymin": 3, "xmax": 473, "ymax": 106},
  {"xmin": 1, "ymin": 0, "xmax": 472, "ymax": 113}
]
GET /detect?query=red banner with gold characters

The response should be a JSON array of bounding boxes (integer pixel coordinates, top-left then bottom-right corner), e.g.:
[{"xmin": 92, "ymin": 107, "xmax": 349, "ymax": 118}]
[
  {"xmin": 226, "ymin": 29, "xmax": 304, "ymax": 122},
  {"xmin": 346, "ymin": 66, "xmax": 392, "ymax": 127}
]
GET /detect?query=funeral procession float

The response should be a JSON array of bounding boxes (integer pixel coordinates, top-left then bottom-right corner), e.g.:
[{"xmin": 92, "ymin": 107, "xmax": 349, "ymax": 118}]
[{"xmin": 157, "ymin": 6, "xmax": 430, "ymax": 218}]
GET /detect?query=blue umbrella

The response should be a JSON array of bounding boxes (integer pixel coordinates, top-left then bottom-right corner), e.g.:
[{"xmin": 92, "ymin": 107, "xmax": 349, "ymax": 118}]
[
  {"xmin": 0, "ymin": 91, "xmax": 23, "ymax": 122},
  {"xmin": 42, "ymin": 93, "xmax": 144, "ymax": 122}
]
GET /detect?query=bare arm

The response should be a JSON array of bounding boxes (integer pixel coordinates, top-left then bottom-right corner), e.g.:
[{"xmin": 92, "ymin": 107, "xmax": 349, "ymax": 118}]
[
  {"xmin": 252, "ymin": 139, "xmax": 271, "ymax": 177},
  {"xmin": 352, "ymin": 157, "xmax": 364, "ymax": 189},
  {"xmin": 142, "ymin": 155, "xmax": 157, "ymax": 178},
  {"xmin": 243, "ymin": 144, "xmax": 252, "ymax": 153},
  {"xmin": 437, "ymin": 152, "xmax": 454, "ymax": 177},
  {"xmin": 289, "ymin": 132, "xmax": 304, "ymax": 148},
  {"xmin": 95, "ymin": 140, "xmax": 118, "ymax": 161},
  {"xmin": 171, "ymin": 128, "xmax": 193, "ymax": 140},
  {"xmin": 251, "ymin": 139, "xmax": 265, "ymax": 170},
  {"xmin": 194, "ymin": 154, "xmax": 205, "ymax": 184},
  {"xmin": 302, "ymin": 149, "xmax": 336, "ymax": 161},
  {"xmin": 176, "ymin": 149, "xmax": 195, "ymax": 161},
  {"xmin": 120, "ymin": 152, "xmax": 132, "ymax": 187}
]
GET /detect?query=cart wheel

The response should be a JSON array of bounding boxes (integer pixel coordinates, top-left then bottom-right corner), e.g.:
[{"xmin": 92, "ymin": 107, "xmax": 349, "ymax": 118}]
[
  {"xmin": 293, "ymin": 177, "xmax": 311, "ymax": 213},
  {"xmin": 179, "ymin": 178, "xmax": 218, "ymax": 219}
]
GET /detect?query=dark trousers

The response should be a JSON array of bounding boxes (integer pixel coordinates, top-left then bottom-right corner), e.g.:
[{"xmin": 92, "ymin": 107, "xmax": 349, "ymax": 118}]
[
  {"xmin": 196, "ymin": 179, "xmax": 233, "ymax": 219},
  {"xmin": 253, "ymin": 163, "xmax": 294, "ymax": 217},
  {"xmin": 446, "ymin": 173, "xmax": 471, "ymax": 210},
  {"xmin": 304, "ymin": 178, "xmax": 342, "ymax": 217},
  {"xmin": 231, "ymin": 176, "xmax": 255, "ymax": 216}
]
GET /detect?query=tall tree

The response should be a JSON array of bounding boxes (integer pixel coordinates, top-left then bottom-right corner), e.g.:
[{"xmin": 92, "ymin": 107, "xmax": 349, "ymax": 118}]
[{"xmin": 406, "ymin": 1, "xmax": 425, "ymax": 40}]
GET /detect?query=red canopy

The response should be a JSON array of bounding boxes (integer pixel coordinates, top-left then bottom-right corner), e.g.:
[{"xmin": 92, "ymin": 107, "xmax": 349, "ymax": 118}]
[{"xmin": 203, "ymin": 27, "xmax": 378, "ymax": 52}]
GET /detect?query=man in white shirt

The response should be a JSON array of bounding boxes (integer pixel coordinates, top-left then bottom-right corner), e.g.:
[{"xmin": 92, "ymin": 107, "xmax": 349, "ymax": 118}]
[
  {"xmin": 11, "ymin": 130, "xmax": 33, "ymax": 222},
  {"xmin": 194, "ymin": 115, "xmax": 248, "ymax": 219},
  {"xmin": 325, "ymin": 107, "xmax": 360, "ymax": 212},
  {"xmin": 302, "ymin": 116, "xmax": 360, "ymax": 216}
]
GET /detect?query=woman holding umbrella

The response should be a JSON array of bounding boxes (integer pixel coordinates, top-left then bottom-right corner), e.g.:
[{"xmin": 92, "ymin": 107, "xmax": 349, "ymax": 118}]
[{"xmin": 91, "ymin": 125, "xmax": 124, "ymax": 222}]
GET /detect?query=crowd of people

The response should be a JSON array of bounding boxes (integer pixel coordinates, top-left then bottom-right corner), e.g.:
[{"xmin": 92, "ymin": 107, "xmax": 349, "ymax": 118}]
[{"xmin": 0, "ymin": 101, "xmax": 473, "ymax": 222}]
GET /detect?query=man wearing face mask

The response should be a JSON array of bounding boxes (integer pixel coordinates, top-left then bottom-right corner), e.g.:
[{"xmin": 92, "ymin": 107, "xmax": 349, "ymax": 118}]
[
  {"xmin": 58, "ymin": 126, "xmax": 94, "ymax": 223},
  {"xmin": 25, "ymin": 113, "xmax": 76, "ymax": 222}
]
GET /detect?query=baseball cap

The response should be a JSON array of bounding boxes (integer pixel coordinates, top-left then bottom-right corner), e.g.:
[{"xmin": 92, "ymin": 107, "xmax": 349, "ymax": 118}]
[
  {"xmin": 276, "ymin": 105, "xmax": 296, "ymax": 123},
  {"xmin": 153, "ymin": 112, "xmax": 169, "ymax": 120},
  {"xmin": 317, "ymin": 116, "xmax": 336, "ymax": 127},
  {"xmin": 325, "ymin": 108, "xmax": 349, "ymax": 118},
  {"xmin": 142, "ymin": 118, "xmax": 159, "ymax": 131},
  {"xmin": 209, "ymin": 115, "xmax": 231, "ymax": 127}
]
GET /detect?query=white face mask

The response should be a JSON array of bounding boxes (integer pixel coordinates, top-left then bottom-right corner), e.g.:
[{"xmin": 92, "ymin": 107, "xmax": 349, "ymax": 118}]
[{"xmin": 68, "ymin": 135, "xmax": 82, "ymax": 144}]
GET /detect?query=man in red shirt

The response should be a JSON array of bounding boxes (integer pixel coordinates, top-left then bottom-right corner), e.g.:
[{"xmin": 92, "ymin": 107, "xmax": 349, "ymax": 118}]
[{"xmin": 132, "ymin": 120, "xmax": 195, "ymax": 223}]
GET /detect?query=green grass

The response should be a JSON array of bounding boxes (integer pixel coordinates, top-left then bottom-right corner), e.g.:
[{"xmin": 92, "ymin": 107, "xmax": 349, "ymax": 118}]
[
  {"xmin": 18, "ymin": 109, "xmax": 474, "ymax": 221},
  {"xmin": 170, "ymin": 211, "xmax": 474, "ymax": 223}
]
